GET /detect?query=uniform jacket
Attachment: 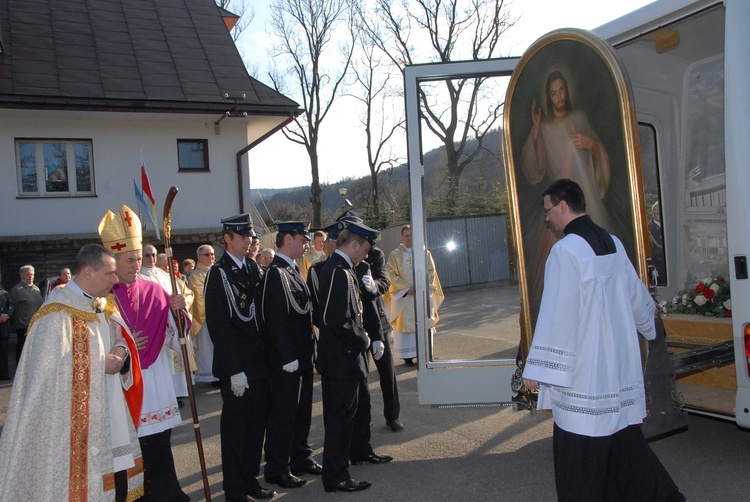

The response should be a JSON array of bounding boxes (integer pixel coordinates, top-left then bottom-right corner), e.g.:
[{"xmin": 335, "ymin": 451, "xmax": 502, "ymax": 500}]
[
  {"xmin": 359, "ymin": 246, "xmax": 392, "ymax": 340},
  {"xmin": 306, "ymin": 259, "xmax": 326, "ymax": 328},
  {"xmin": 259, "ymin": 256, "xmax": 314, "ymax": 370},
  {"xmin": 205, "ymin": 251, "xmax": 267, "ymax": 381},
  {"xmin": 315, "ymin": 252, "xmax": 369, "ymax": 380}
]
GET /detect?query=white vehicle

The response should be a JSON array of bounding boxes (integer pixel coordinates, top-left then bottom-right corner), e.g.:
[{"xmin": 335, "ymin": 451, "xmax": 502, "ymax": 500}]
[{"xmin": 404, "ymin": 0, "xmax": 750, "ymax": 429}]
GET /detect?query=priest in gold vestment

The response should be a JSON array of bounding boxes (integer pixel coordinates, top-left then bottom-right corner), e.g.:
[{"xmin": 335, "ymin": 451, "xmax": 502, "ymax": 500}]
[
  {"xmin": 385, "ymin": 225, "xmax": 444, "ymax": 365},
  {"xmin": 0, "ymin": 244, "xmax": 143, "ymax": 501}
]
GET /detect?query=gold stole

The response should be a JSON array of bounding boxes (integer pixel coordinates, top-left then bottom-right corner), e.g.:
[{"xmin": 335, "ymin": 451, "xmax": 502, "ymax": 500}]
[{"xmin": 69, "ymin": 316, "xmax": 91, "ymax": 502}]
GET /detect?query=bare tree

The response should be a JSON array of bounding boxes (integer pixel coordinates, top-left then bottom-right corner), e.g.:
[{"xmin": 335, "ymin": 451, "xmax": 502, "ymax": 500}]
[
  {"xmin": 268, "ymin": 0, "xmax": 355, "ymax": 227},
  {"xmin": 349, "ymin": 10, "xmax": 405, "ymax": 228},
  {"xmin": 362, "ymin": 0, "xmax": 516, "ymax": 210},
  {"xmin": 216, "ymin": 0, "xmax": 255, "ymax": 42}
]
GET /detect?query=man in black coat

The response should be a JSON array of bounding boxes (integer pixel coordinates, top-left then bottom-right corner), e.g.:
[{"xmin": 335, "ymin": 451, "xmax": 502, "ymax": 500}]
[
  {"xmin": 316, "ymin": 221, "xmax": 392, "ymax": 493},
  {"xmin": 259, "ymin": 221, "xmax": 321, "ymax": 490},
  {"xmin": 359, "ymin": 245, "xmax": 403, "ymax": 431},
  {"xmin": 205, "ymin": 214, "xmax": 275, "ymax": 502},
  {"xmin": 0, "ymin": 283, "xmax": 14, "ymax": 380}
]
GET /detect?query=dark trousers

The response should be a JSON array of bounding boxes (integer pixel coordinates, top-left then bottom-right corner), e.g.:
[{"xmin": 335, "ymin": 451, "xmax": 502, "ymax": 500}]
[
  {"xmin": 138, "ymin": 429, "xmax": 187, "ymax": 502},
  {"xmin": 114, "ymin": 470, "xmax": 127, "ymax": 502},
  {"xmin": 372, "ymin": 336, "xmax": 400, "ymax": 422},
  {"xmin": 220, "ymin": 377, "xmax": 270, "ymax": 499},
  {"xmin": 0, "ymin": 335, "xmax": 10, "ymax": 379},
  {"xmin": 321, "ymin": 375, "xmax": 371, "ymax": 486},
  {"xmin": 264, "ymin": 366, "xmax": 315, "ymax": 476},
  {"xmin": 553, "ymin": 423, "xmax": 686, "ymax": 502},
  {"xmin": 14, "ymin": 328, "xmax": 27, "ymax": 367}
]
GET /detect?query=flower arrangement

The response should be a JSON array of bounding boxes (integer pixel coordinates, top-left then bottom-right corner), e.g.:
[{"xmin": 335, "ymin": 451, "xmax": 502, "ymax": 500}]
[{"xmin": 667, "ymin": 275, "xmax": 731, "ymax": 317}]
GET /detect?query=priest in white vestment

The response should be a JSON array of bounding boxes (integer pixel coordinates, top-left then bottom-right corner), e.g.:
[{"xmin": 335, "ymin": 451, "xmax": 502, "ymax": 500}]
[
  {"xmin": 0, "ymin": 244, "xmax": 143, "ymax": 501},
  {"xmin": 384, "ymin": 225, "xmax": 443, "ymax": 365},
  {"xmin": 522, "ymin": 179, "xmax": 684, "ymax": 502}
]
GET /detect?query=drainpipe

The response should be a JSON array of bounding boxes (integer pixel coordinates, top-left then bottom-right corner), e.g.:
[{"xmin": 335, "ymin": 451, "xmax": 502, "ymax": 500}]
[{"xmin": 235, "ymin": 114, "xmax": 295, "ymax": 213}]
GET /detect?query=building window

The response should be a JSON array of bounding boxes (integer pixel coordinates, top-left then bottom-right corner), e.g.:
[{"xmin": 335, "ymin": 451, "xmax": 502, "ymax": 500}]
[
  {"xmin": 16, "ymin": 140, "xmax": 95, "ymax": 197},
  {"xmin": 177, "ymin": 139, "xmax": 209, "ymax": 171}
]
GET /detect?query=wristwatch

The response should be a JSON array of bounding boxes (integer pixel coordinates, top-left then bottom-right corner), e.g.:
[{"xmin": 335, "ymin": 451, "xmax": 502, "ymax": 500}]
[{"xmin": 119, "ymin": 346, "xmax": 131, "ymax": 375}]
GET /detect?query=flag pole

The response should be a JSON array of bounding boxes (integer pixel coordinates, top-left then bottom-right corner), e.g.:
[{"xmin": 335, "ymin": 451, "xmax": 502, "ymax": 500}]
[{"xmin": 162, "ymin": 186, "xmax": 212, "ymax": 501}]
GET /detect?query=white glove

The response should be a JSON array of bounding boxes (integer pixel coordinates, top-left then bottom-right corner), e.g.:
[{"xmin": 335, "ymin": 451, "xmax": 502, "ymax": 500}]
[
  {"xmin": 282, "ymin": 359, "xmax": 299, "ymax": 373},
  {"xmin": 230, "ymin": 372, "xmax": 249, "ymax": 397},
  {"xmin": 361, "ymin": 273, "xmax": 378, "ymax": 294},
  {"xmin": 372, "ymin": 340, "xmax": 385, "ymax": 360}
]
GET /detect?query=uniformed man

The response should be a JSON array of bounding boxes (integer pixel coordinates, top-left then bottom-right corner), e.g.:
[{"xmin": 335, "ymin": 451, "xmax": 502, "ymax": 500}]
[
  {"xmin": 316, "ymin": 220, "xmax": 392, "ymax": 493},
  {"xmin": 204, "ymin": 214, "xmax": 274, "ymax": 502},
  {"xmin": 338, "ymin": 212, "xmax": 403, "ymax": 432},
  {"xmin": 260, "ymin": 221, "xmax": 322, "ymax": 489}
]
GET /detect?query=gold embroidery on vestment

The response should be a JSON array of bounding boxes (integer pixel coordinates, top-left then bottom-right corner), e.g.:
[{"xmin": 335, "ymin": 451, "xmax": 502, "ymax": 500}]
[
  {"xmin": 28, "ymin": 303, "xmax": 98, "ymax": 332},
  {"xmin": 69, "ymin": 317, "xmax": 91, "ymax": 502}
]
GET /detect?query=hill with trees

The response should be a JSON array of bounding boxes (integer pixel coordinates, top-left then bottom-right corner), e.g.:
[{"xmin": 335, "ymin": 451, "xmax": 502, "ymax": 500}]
[{"xmin": 252, "ymin": 127, "xmax": 508, "ymax": 230}]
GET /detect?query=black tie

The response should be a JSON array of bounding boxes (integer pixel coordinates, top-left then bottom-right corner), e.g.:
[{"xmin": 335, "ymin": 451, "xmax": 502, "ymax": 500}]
[{"xmin": 241, "ymin": 263, "xmax": 248, "ymax": 275}]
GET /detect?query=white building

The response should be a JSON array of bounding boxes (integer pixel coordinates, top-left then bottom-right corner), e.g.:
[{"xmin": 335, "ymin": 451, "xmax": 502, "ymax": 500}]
[{"xmin": 0, "ymin": 0, "xmax": 300, "ymax": 284}]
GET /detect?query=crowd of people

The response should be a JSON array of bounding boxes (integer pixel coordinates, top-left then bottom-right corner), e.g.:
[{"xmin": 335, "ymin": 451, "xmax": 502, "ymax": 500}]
[
  {"xmin": 0, "ymin": 178, "xmax": 687, "ymax": 501},
  {"xmin": 0, "ymin": 203, "xmax": 440, "ymax": 501}
]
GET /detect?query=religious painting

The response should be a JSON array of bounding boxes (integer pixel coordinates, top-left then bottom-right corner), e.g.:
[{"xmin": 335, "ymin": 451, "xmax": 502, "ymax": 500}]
[{"xmin": 502, "ymin": 29, "xmax": 649, "ymax": 357}]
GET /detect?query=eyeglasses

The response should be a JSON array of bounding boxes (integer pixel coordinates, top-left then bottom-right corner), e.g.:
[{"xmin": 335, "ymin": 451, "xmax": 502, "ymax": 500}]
[
  {"xmin": 201, "ymin": 253, "xmax": 215, "ymax": 257},
  {"xmin": 543, "ymin": 202, "xmax": 560, "ymax": 217}
]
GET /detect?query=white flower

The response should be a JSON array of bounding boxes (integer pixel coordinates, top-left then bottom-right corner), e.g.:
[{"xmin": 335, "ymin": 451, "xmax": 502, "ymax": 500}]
[
  {"xmin": 694, "ymin": 295, "xmax": 708, "ymax": 306},
  {"xmin": 724, "ymin": 299, "xmax": 732, "ymax": 310},
  {"xmin": 703, "ymin": 277, "xmax": 712, "ymax": 285},
  {"xmin": 682, "ymin": 294, "xmax": 689, "ymax": 305},
  {"xmin": 710, "ymin": 283, "xmax": 720, "ymax": 293}
]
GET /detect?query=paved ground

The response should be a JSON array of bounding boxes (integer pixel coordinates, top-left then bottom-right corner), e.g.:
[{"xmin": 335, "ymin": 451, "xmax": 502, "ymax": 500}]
[{"xmin": 2, "ymin": 285, "xmax": 750, "ymax": 500}]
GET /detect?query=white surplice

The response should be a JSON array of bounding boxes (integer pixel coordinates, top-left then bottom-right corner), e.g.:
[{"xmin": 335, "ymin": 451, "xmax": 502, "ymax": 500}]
[{"xmin": 523, "ymin": 234, "xmax": 656, "ymax": 437}]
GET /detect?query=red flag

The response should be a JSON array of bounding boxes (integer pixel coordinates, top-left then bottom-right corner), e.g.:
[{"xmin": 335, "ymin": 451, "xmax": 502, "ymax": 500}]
[
  {"xmin": 141, "ymin": 165, "xmax": 156, "ymax": 206},
  {"xmin": 140, "ymin": 163, "xmax": 160, "ymax": 240}
]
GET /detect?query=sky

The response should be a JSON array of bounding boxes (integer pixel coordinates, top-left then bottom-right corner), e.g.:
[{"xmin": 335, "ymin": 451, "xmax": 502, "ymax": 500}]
[{"xmin": 239, "ymin": 0, "xmax": 655, "ymax": 189}]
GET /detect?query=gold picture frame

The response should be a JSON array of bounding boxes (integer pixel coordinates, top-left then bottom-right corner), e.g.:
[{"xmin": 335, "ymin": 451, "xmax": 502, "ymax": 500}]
[{"xmin": 502, "ymin": 29, "xmax": 649, "ymax": 358}]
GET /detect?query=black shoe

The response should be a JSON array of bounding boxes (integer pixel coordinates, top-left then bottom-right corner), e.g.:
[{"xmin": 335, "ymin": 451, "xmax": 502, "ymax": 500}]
[
  {"xmin": 210, "ymin": 381, "xmax": 221, "ymax": 388},
  {"xmin": 404, "ymin": 358, "xmax": 415, "ymax": 366},
  {"xmin": 386, "ymin": 419, "xmax": 404, "ymax": 432},
  {"xmin": 177, "ymin": 399, "xmax": 185, "ymax": 408},
  {"xmin": 247, "ymin": 485, "xmax": 276, "ymax": 499},
  {"xmin": 264, "ymin": 473, "xmax": 307, "ymax": 488},
  {"xmin": 291, "ymin": 461, "xmax": 323, "ymax": 476},
  {"xmin": 350, "ymin": 452, "xmax": 393, "ymax": 465},
  {"xmin": 324, "ymin": 479, "xmax": 371, "ymax": 493}
]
